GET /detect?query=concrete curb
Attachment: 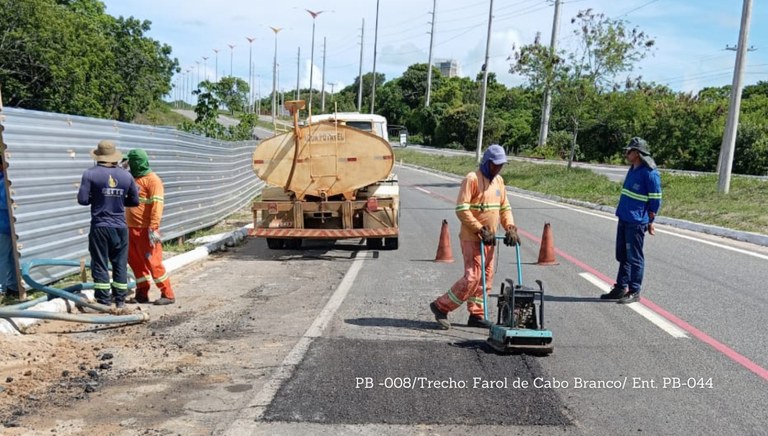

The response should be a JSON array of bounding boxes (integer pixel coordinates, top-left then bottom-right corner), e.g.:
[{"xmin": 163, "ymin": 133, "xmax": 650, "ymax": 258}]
[
  {"xmin": 0, "ymin": 224, "xmax": 253, "ymax": 335},
  {"xmin": 400, "ymin": 162, "xmax": 768, "ymax": 247}
]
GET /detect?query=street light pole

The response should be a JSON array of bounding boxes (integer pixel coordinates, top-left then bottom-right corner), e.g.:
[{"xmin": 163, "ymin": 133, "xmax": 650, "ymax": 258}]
[
  {"xmin": 270, "ymin": 27, "xmax": 282, "ymax": 121},
  {"xmin": 296, "ymin": 46, "xmax": 301, "ymax": 101},
  {"xmin": 202, "ymin": 56, "xmax": 209, "ymax": 82},
  {"xmin": 306, "ymin": 9, "xmax": 325, "ymax": 116},
  {"xmin": 475, "ymin": 0, "xmax": 494, "ymax": 163},
  {"xmin": 321, "ymin": 36, "xmax": 327, "ymax": 112},
  {"xmin": 246, "ymin": 37, "xmax": 256, "ymax": 113},
  {"xmin": 227, "ymin": 43, "xmax": 236, "ymax": 77},
  {"xmin": 213, "ymin": 49, "xmax": 220, "ymax": 82}
]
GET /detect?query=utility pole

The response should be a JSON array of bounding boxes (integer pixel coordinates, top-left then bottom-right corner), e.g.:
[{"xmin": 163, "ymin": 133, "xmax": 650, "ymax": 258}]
[
  {"xmin": 370, "ymin": 0, "xmax": 380, "ymax": 113},
  {"xmin": 425, "ymin": 0, "xmax": 437, "ymax": 107},
  {"xmin": 295, "ymin": 46, "xmax": 301, "ymax": 101},
  {"xmin": 321, "ymin": 37, "xmax": 327, "ymax": 112},
  {"xmin": 538, "ymin": 0, "xmax": 561, "ymax": 147},
  {"xmin": 475, "ymin": 0, "xmax": 494, "ymax": 163},
  {"xmin": 357, "ymin": 18, "xmax": 365, "ymax": 112},
  {"xmin": 718, "ymin": 0, "xmax": 753, "ymax": 194}
]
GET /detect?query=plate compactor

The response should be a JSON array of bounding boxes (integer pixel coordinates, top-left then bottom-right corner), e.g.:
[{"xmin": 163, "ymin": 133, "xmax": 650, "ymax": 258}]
[{"xmin": 481, "ymin": 237, "xmax": 554, "ymax": 355}]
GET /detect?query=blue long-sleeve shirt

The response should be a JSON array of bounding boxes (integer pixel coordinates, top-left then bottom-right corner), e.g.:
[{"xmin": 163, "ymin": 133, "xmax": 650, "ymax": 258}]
[
  {"xmin": 0, "ymin": 172, "xmax": 10, "ymax": 235},
  {"xmin": 78, "ymin": 164, "xmax": 139, "ymax": 227},
  {"xmin": 616, "ymin": 164, "xmax": 662, "ymax": 225}
]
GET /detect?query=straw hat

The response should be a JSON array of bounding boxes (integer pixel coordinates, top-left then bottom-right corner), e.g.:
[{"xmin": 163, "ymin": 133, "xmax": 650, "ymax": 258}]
[{"xmin": 90, "ymin": 140, "xmax": 122, "ymax": 163}]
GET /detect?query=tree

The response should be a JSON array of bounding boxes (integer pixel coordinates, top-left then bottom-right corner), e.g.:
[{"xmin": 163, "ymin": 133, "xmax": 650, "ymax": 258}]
[
  {"xmin": 510, "ymin": 9, "xmax": 654, "ymax": 168},
  {"xmin": 214, "ymin": 76, "xmax": 249, "ymax": 115},
  {"xmin": 0, "ymin": 0, "xmax": 178, "ymax": 120}
]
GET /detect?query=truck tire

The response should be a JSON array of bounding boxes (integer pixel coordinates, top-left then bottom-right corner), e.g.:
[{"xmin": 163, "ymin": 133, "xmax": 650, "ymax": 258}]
[
  {"xmin": 285, "ymin": 239, "xmax": 302, "ymax": 249},
  {"xmin": 266, "ymin": 238, "xmax": 285, "ymax": 249},
  {"xmin": 384, "ymin": 237, "xmax": 399, "ymax": 250},
  {"xmin": 366, "ymin": 237, "xmax": 384, "ymax": 250}
]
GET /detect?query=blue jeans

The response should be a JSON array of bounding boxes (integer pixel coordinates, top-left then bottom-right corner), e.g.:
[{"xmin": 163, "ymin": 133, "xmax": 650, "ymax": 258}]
[
  {"xmin": 0, "ymin": 233, "xmax": 19, "ymax": 293},
  {"xmin": 88, "ymin": 226, "xmax": 129, "ymax": 305},
  {"xmin": 615, "ymin": 220, "xmax": 647, "ymax": 294}
]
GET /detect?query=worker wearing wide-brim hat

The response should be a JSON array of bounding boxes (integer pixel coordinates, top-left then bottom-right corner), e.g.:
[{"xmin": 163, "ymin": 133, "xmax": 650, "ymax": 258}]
[
  {"xmin": 600, "ymin": 137, "xmax": 662, "ymax": 304},
  {"xmin": 77, "ymin": 140, "xmax": 140, "ymax": 309},
  {"xmin": 429, "ymin": 144, "xmax": 521, "ymax": 330}
]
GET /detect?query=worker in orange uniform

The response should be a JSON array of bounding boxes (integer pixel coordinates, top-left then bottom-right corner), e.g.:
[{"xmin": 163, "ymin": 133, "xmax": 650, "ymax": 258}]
[
  {"xmin": 124, "ymin": 149, "xmax": 175, "ymax": 305},
  {"xmin": 429, "ymin": 144, "xmax": 521, "ymax": 330}
]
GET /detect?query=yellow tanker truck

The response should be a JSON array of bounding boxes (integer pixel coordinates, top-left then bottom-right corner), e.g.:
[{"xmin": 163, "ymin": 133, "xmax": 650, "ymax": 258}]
[{"xmin": 250, "ymin": 100, "xmax": 400, "ymax": 250}]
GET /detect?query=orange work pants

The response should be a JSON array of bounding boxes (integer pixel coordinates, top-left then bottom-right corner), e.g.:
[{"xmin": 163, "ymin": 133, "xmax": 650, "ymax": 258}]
[
  {"xmin": 434, "ymin": 239, "xmax": 495, "ymax": 318},
  {"xmin": 128, "ymin": 228, "xmax": 174, "ymax": 300}
]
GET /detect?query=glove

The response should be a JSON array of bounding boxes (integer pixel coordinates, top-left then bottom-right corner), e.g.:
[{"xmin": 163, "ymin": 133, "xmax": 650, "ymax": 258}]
[
  {"xmin": 479, "ymin": 226, "xmax": 496, "ymax": 246},
  {"xmin": 504, "ymin": 225, "xmax": 521, "ymax": 247},
  {"xmin": 149, "ymin": 229, "xmax": 162, "ymax": 246}
]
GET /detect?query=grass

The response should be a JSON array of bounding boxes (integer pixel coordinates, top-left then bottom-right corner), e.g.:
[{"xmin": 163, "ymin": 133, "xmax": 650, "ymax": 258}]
[
  {"xmin": 133, "ymin": 104, "xmax": 189, "ymax": 127},
  {"xmin": 394, "ymin": 149, "xmax": 768, "ymax": 235}
]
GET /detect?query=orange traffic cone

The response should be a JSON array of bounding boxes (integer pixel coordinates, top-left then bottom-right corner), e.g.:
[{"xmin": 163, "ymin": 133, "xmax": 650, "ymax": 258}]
[
  {"xmin": 435, "ymin": 219, "xmax": 454, "ymax": 263},
  {"xmin": 537, "ymin": 222, "xmax": 558, "ymax": 265}
]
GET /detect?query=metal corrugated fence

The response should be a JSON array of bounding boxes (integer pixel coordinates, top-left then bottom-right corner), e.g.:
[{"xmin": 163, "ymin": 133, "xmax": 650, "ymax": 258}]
[{"xmin": 0, "ymin": 107, "xmax": 263, "ymax": 284}]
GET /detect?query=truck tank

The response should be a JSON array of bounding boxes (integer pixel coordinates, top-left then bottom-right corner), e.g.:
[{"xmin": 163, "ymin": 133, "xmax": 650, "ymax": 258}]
[{"xmin": 250, "ymin": 100, "xmax": 400, "ymax": 250}]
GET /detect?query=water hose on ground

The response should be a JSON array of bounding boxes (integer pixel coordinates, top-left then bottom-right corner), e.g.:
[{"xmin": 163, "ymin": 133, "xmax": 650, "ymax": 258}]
[{"xmin": 0, "ymin": 259, "xmax": 150, "ymax": 324}]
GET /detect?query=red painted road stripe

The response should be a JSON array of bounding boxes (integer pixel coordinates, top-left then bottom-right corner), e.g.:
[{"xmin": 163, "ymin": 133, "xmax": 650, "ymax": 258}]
[
  {"xmin": 518, "ymin": 228, "xmax": 768, "ymax": 382},
  {"xmin": 412, "ymin": 185, "xmax": 768, "ymax": 381}
]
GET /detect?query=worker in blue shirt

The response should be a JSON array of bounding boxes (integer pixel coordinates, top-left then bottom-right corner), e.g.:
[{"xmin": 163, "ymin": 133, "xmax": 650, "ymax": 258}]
[
  {"xmin": 601, "ymin": 137, "xmax": 662, "ymax": 304},
  {"xmin": 0, "ymin": 154, "xmax": 19, "ymax": 298},
  {"xmin": 78, "ymin": 140, "xmax": 139, "ymax": 309}
]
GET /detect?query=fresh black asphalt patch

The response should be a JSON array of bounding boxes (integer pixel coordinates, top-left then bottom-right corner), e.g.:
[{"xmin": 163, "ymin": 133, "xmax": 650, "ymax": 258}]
[{"xmin": 264, "ymin": 338, "xmax": 571, "ymax": 426}]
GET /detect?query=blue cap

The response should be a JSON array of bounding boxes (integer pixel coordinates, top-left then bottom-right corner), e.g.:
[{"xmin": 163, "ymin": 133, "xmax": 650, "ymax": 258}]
[{"xmin": 482, "ymin": 144, "xmax": 508, "ymax": 165}]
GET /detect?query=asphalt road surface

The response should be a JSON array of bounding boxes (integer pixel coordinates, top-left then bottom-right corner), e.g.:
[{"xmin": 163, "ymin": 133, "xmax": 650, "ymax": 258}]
[{"xmin": 8, "ymin": 164, "xmax": 766, "ymax": 435}]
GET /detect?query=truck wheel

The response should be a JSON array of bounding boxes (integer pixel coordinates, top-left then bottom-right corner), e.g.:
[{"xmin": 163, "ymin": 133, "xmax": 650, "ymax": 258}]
[
  {"xmin": 285, "ymin": 239, "xmax": 302, "ymax": 249},
  {"xmin": 384, "ymin": 237, "xmax": 399, "ymax": 250},
  {"xmin": 266, "ymin": 238, "xmax": 285, "ymax": 249},
  {"xmin": 366, "ymin": 237, "xmax": 384, "ymax": 250}
]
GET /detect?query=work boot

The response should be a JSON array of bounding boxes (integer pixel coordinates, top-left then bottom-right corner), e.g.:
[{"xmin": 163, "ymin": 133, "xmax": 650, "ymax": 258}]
[
  {"xmin": 154, "ymin": 297, "xmax": 175, "ymax": 306},
  {"xmin": 128, "ymin": 295, "xmax": 149, "ymax": 304},
  {"xmin": 467, "ymin": 316, "xmax": 493, "ymax": 328},
  {"xmin": 618, "ymin": 291, "xmax": 640, "ymax": 304},
  {"xmin": 429, "ymin": 302, "xmax": 450, "ymax": 330},
  {"xmin": 600, "ymin": 284, "xmax": 628, "ymax": 300}
]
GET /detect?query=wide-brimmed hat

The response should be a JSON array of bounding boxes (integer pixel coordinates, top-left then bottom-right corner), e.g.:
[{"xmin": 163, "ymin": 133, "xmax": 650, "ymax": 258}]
[
  {"xmin": 624, "ymin": 137, "xmax": 656, "ymax": 169},
  {"xmin": 624, "ymin": 137, "xmax": 651, "ymax": 156},
  {"xmin": 90, "ymin": 140, "xmax": 122, "ymax": 163}
]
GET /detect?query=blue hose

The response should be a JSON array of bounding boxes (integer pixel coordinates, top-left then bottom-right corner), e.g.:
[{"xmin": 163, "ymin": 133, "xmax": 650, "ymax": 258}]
[{"xmin": 9, "ymin": 259, "xmax": 149, "ymax": 325}]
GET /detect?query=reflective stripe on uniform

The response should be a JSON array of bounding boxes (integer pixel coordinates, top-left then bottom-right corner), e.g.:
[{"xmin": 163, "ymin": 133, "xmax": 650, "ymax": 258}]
[
  {"xmin": 469, "ymin": 203, "xmax": 501, "ymax": 211},
  {"xmin": 139, "ymin": 196, "xmax": 164, "ymax": 204},
  {"xmin": 447, "ymin": 290, "xmax": 463, "ymax": 306},
  {"xmin": 94, "ymin": 283, "xmax": 111, "ymax": 290},
  {"xmin": 135, "ymin": 276, "xmax": 151, "ymax": 284},
  {"xmin": 648, "ymin": 192, "xmax": 662, "ymax": 199},
  {"xmin": 621, "ymin": 188, "xmax": 648, "ymax": 202},
  {"xmin": 456, "ymin": 203, "xmax": 471, "ymax": 211},
  {"xmin": 112, "ymin": 282, "xmax": 128, "ymax": 290},
  {"xmin": 468, "ymin": 296, "xmax": 483, "ymax": 305},
  {"xmin": 153, "ymin": 273, "xmax": 169, "ymax": 284}
]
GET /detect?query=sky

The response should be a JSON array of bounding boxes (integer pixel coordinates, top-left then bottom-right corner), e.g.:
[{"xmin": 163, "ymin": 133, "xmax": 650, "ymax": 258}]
[{"xmin": 100, "ymin": 0, "xmax": 767, "ymax": 102}]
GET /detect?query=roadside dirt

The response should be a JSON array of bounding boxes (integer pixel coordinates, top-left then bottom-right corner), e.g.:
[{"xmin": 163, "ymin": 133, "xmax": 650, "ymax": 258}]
[{"xmin": 0, "ymin": 237, "xmax": 351, "ymax": 435}]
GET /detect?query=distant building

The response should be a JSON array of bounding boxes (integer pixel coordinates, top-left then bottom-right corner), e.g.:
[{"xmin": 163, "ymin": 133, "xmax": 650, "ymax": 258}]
[{"xmin": 436, "ymin": 59, "xmax": 460, "ymax": 78}]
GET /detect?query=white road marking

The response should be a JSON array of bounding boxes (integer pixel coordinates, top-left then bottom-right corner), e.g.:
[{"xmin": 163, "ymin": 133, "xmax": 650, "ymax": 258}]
[
  {"xmin": 415, "ymin": 186, "xmax": 431, "ymax": 195},
  {"xmin": 223, "ymin": 255, "xmax": 366, "ymax": 434},
  {"xmin": 579, "ymin": 272, "xmax": 688, "ymax": 338}
]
